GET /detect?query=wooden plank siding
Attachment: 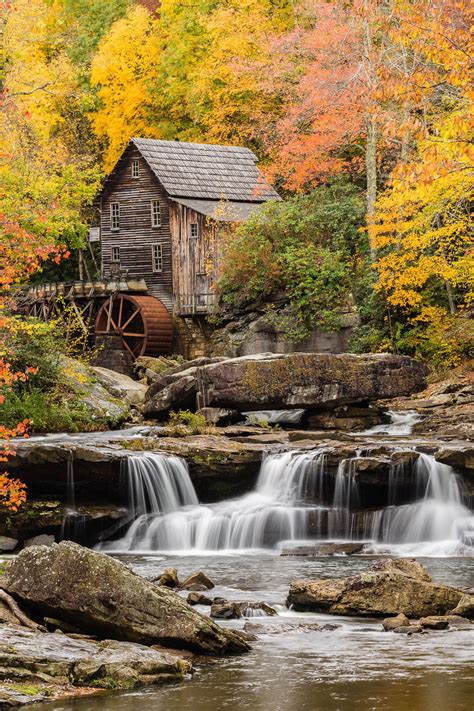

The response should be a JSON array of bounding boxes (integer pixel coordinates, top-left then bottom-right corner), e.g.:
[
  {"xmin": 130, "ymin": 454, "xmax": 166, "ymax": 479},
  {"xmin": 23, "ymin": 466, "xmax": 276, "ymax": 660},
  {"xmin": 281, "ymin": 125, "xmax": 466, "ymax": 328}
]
[
  {"xmin": 100, "ymin": 146, "xmax": 173, "ymax": 310},
  {"xmin": 169, "ymin": 201, "xmax": 218, "ymax": 313}
]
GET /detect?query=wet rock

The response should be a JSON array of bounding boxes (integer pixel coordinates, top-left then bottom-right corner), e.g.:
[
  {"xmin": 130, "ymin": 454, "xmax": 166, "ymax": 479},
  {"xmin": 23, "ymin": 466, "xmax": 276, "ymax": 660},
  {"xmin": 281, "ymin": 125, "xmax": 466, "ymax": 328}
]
[
  {"xmin": 420, "ymin": 616, "xmax": 450, "ymax": 630},
  {"xmin": 243, "ymin": 621, "xmax": 341, "ymax": 635},
  {"xmin": 210, "ymin": 600, "xmax": 241, "ymax": 619},
  {"xmin": 0, "ymin": 536, "xmax": 18, "ymax": 552},
  {"xmin": 287, "ymin": 559, "xmax": 463, "ymax": 617},
  {"xmin": 435, "ymin": 446, "xmax": 474, "ymax": 471},
  {"xmin": 210, "ymin": 600, "xmax": 277, "ymax": 619},
  {"xmin": 186, "ymin": 592, "xmax": 213, "ymax": 606},
  {"xmin": 393, "ymin": 625, "xmax": 423, "ymax": 635},
  {"xmin": 0, "ymin": 624, "xmax": 190, "ymax": 702},
  {"xmin": 24, "ymin": 534, "xmax": 55, "ymax": 548},
  {"xmin": 382, "ymin": 613, "xmax": 411, "ymax": 631},
  {"xmin": 4, "ymin": 542, "xmax": 249, "ymax": 655},
  {"xmin": 281, "ymin": 543, "xmax": 364, "ymax": 557},
  {"xmin": 156, "ymin": 568, "xmax": 180, "ymax": 588},
  {"xmin": 180, "ymin": 571, "xmax": 215, "ymax": 590},
  {"xmin": 450, "ymin": 594, "xmax": 474, "ymax": 619}
]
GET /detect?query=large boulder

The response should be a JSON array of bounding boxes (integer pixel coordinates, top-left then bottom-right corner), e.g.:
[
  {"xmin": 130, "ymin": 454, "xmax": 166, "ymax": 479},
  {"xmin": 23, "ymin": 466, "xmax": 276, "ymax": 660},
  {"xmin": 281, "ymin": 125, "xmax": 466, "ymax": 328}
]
[
  {"xmin": 287, "ymin": 559, "xmax": 463, "ymax": 617},
  {"xmin": 4, "ymin": 542, "xmax": 249, "ymax": 655},
  {"xmin": 145, "ymin": 352, "xmax": 428, "ymax": 415}
]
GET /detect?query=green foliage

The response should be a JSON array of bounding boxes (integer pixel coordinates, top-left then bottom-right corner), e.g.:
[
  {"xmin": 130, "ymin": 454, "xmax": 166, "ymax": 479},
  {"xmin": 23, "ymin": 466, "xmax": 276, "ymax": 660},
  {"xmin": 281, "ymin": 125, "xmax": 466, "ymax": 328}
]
[
  {"xmin": 4, "ymin": 319, "xmax": 63, "ymax": 392},
  {"xmin": 167, "ymin": 410, "xmax": 214, "ymax": 435},
  {"xmin": 0, "ymin": 389, "xmax": 99, "ymax": 433},
  {"xmin": 219, "ymin": 178, "xmax": 365, "ymax": 340}
]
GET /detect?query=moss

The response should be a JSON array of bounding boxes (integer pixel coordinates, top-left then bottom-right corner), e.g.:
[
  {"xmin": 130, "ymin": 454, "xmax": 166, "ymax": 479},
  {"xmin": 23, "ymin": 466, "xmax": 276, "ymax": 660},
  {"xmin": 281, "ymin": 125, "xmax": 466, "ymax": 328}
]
[{"xmin": 9, "ymin": 683, "xmax": 48, "ymax": 697}]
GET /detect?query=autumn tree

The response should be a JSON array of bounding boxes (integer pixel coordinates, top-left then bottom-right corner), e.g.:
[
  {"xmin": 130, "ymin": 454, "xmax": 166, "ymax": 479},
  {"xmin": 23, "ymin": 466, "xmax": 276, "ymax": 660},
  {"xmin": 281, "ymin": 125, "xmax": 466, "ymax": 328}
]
[{"xmin": 90, "ymin": 4, "xmax": 162, "ymax": 169}]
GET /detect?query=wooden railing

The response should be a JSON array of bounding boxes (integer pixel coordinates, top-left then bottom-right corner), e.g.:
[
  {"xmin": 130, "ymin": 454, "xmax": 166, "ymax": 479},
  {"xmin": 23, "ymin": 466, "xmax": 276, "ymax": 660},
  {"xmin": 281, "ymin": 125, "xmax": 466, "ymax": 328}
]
[{"xmin": 174, "ymin": 293, "xmax": 218, "ymax": 316}]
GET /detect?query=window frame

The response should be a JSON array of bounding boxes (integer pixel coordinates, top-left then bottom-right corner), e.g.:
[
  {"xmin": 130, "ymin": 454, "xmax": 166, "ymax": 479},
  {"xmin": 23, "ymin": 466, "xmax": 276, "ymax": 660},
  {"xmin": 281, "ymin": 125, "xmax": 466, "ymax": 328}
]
[
  {"xmin": 152, "ymin": 243, "xmax": 163, "ymax": 273},
  {"xmin": 190, "ymin": 222, "xmax": 199, "ymax": 239},
  {"xmin": 151, "ymin": 199, "xmax": 161, "ymax": 228},
  {"xmin": 131, "ymin": 159, "xmax": 140, "ymax": 179},
  {"xmin": 110, "ymin": 202, "xmax": 120, "ymax": 231},
  {"xmin": 111, "ymin": 246, "xmax": 120, "ymax": 262}
]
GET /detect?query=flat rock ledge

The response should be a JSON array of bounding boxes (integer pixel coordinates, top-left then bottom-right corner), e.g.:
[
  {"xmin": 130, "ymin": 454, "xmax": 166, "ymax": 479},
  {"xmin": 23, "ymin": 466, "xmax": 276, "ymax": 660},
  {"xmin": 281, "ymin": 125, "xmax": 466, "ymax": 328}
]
[
  {"xmin": 0, "ymin": 625, "xmax": 190, "ymax": 707},
  {"xmin": 3, "ymin": 542, "xmax": 249, "ymax": 655},
  {"xmin": 287, "ymin": 559, "xmax": 464, "ymax": 618}
]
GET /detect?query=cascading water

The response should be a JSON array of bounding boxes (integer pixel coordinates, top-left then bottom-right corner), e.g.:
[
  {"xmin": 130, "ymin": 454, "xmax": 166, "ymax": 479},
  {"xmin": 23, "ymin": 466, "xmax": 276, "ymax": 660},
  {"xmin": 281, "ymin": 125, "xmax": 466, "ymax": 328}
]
[
  {"xmin": 99, "ymin": 449, "xmax": 474, "ymax": 556},
  {"xmin": 60, "ymin": 457, "xmax": 86, "ymax": 544}
]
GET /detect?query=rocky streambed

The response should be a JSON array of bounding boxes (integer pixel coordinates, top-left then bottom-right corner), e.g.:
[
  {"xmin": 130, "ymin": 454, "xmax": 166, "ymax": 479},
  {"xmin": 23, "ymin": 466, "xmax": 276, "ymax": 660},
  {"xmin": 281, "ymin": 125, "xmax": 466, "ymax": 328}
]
[{"xmin": 0, "ymin": 545, "xmax": 473, "ymax": 709}]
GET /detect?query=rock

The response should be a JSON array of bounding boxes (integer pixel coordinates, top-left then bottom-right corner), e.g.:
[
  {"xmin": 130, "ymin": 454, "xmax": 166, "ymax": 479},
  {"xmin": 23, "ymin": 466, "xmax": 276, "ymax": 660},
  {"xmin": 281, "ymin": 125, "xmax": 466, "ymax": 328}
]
[
  {"xmin": 144, "ymin": 352, "xmax": 427, "ymax": 415},
  {"xmin": 243, "ymin": 621, "xmax": 341, "ymax": 635},
  {"xmin": 450, "ymin": 594, "xmax": 474, "ymax": 619},
  {"xmin": 0, "ymin": 624, "xmax": 190, "ymax": 702},
  {"xmin": 420, "ymin": 616, "xmax": 450, "ymax": 630},
  {"xmin": 92, "ymin": 366, "xmax": 148, "ymax": 407},
  {"xmin": 210, "ymin": 600, "xmax": 277, "ymax": 619},
  {"xmin": 443, "ymin": 615, "xmax": 471, "ymax": 627},
  {"xmin": 435, "ymin": 446, "xmax": 474, "ymax": 471},
  {"xmin": 382, "ymin": 613, "xmax": 411, "ymax": 631},
  {"xmin": 156, "ymin": 568, "xmax": 180, "ymax": 588},
  {"xmin": 197, "ymin": 408, "xmax": 241, "ymax": 426},
  {"xmin": 24, "ymin": 534, "xmax": 55, "ymax": 548},
  {"xmin": 287, "ymin": 559, "xmax": 463, "ymax": 617},
  {"xmin": 4, "ymin": 542, "xmax": 249, "ymax": 655},
  {"xmin": 187, "ymin": 593, "xmax": 213, "ymax": 606},
  {"xmin": 210, "ymin": 601, "xmax": 241, "ymax": 620},
  {"xmin": 60, "ymin": 356, "xmax": 130, "ymax": 426},
  {"xmin": 393, "ymin": 625, "xmax": 423, "ymax": 635},
  {"xmin": 180, "ymin": 571, "xmax": 215, "ymax": 590},
  {"xmin": 0, "ymin": 536, "xmax": 18, "ymax": 552},
  {"xmin": 281, "ymin": 543, "xmax": 364, "ymax": 557},
  {"xmin": 196, "ymin": 353, "xmax": 428, "ymax": 410}
]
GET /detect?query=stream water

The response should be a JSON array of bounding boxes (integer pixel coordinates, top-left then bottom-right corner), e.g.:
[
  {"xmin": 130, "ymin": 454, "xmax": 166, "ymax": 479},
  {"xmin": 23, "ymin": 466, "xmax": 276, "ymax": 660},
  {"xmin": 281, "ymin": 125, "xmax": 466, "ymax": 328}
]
[
  {"xmin": 19, "ymin": 413, "xmax": 474, "ymax": 709},
  {"xmin": 34, "ymin": 554, "xmax": 474, "ymax": 711}
]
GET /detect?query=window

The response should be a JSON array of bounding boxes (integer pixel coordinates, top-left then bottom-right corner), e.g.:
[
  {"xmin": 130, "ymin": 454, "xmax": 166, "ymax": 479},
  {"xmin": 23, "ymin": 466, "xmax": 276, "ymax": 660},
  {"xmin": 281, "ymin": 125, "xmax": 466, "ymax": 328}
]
[
  {"xmin": 190, "ymin": 223, "xmax": 199, "ymax": 238},
  {"xmin": 151, "ymin": 200, "xmax": 161, "ymax": 228},
  {"xmin": 152, "ymin": 243, "xmax": 163, "ymax": 273},
  {"xmin": 111, "ymin": 246, "xmax": 120, "ymax": 262},
  {"xmin": 110, "ymin": 202, "xmax": 120, "ymax": 230},
  {"xmin": 131, "ymin": 160, "xmax": 139, "ymax": 178}
]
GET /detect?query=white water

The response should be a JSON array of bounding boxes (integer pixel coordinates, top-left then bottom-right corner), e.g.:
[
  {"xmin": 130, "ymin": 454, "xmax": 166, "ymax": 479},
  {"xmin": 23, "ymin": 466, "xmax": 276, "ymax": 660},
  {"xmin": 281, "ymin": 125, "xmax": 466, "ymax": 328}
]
[
  {"xmin": 357, "ymin": 410, "xmax": 423, "ymax": 436},
  {"xmin": 99, "ymin": 448, "xmax": 474, "ymax": 556},
  {"xmin": 243, "ymin": 409, "xmax": 306, "ymax": 425}
]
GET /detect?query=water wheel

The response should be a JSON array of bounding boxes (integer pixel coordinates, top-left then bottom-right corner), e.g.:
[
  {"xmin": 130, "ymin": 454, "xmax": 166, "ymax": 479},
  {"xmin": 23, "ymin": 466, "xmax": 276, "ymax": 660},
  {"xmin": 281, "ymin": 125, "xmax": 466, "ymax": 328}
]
[{"xmin": 95, "ymin": 294, "xmax": 173, "ymax": 359}]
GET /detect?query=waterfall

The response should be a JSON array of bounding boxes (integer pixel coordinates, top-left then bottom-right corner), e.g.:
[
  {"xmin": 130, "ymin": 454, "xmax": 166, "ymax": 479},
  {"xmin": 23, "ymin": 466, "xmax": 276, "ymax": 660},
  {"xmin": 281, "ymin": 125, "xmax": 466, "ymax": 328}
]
[
  {"xmin": 60, "ymin": 457, "xmax": 86, "ymax": 544},
  {"xmin": 357, "ymin": 410, "xmax": 423, "ymax": 436},
  {"xmin": 99, "ymin": 449, "xmax": 474, "ymax": 556}
]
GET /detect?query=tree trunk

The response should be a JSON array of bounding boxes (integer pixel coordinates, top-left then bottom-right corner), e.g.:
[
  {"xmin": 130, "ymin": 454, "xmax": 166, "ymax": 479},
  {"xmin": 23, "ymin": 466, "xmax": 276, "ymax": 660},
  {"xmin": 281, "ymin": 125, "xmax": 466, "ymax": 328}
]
[
  {"xmin": 366, "ymin": 114, "xmax": 377, "ymax": 259},
  {"xmin": 445, "ymin": 280, "xmax": 456, "ymax": 315}
]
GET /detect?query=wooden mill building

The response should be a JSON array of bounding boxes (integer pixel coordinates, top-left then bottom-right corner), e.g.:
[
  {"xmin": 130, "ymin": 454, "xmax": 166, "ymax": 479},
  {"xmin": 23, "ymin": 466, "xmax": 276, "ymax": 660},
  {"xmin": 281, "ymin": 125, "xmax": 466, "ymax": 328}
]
[
  {"xmin": 19, "ymin": 139, "xmax": 280, "ymax": 363},
  {"xmin": 96, "ymin": 138, "xmax": 280, "ymax": 313}
]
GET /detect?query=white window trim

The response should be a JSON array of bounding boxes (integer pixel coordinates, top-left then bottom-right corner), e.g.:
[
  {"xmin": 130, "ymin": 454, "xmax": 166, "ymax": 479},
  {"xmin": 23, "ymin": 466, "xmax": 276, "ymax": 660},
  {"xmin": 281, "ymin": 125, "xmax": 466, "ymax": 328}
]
[
  {"xmin": 110, "ymin": 202, "xmax": 120, "ymax": 231},
  {"xmin": 190, "ymin": 222, "xmax": 199, "ymax": 238},
  {"xmin": 111, "ymin": 246, "xmax": 120, "ymax": 262},
  {"xmin": 151, "ymin": 200, "xmax": 161, "ymax": 228},
  {"xmin": 152, "ymin": 243, "xmax": 163, "ymax": 273},
  {"xmin": 131, "ymin": 160, "xmax": 139, "ymax": 179}
]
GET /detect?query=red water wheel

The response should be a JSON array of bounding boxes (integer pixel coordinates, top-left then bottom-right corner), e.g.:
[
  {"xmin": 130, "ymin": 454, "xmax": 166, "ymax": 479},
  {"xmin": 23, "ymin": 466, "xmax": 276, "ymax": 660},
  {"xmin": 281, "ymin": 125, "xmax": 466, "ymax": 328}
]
[{"xmin": 95, "ymin": 294, "xmax": 173, "ymax": 359}]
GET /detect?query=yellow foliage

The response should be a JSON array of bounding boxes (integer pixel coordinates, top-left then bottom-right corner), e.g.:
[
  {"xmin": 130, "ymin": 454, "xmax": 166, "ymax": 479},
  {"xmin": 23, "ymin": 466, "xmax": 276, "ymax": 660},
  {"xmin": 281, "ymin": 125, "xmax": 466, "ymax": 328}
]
[{"xmin": 90, "ymin": 6, "xmax": 162, "ymax": 169}]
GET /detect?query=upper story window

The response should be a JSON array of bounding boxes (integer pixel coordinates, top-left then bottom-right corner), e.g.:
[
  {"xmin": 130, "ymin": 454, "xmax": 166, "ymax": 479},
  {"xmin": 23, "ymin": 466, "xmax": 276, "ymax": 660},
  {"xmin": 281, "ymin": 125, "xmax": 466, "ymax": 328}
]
[
  {"xmin": 110, "ymin": 202, "xmax": 120, "ymax": 231},
  {"xmin": 131, "ymin": 160, "xmax": 140, "ymax": 179},
  {"xmin": 152, "ymin": 243, "xmax": 163, "ymax": 273},
  {"xmin": 151, "ymin": 200, "xmax": 161, "ymax": 228},
  {"xmin": 190, "ymin": 223, "xmax": 199, "ymax": 239},
  {"xmin": 111, "ymin": 246, "xmax": 120, "ymax": 262}
]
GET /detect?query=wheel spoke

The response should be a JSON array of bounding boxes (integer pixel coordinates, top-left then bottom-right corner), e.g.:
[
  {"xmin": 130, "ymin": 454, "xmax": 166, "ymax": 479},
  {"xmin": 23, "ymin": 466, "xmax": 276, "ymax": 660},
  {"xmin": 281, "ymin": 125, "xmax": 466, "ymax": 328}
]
[
  {"xmin": 103, "ymin": 302, "xmax": 118, "ymax": 331},
  {"xmin": 121, "ymin": 308, "xmax": 140, "ymax": 331},
  {"xmin": 122, "ymin": 332, "xmax": 146, "ymax": 338}
]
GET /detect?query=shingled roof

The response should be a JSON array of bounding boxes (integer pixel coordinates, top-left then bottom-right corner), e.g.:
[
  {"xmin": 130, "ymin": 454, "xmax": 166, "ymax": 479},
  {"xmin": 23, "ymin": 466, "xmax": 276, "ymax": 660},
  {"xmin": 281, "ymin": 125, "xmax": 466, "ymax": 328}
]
[{"xmin": 131, "ymin": 138, "xmax": 280, "ymax": 203}]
